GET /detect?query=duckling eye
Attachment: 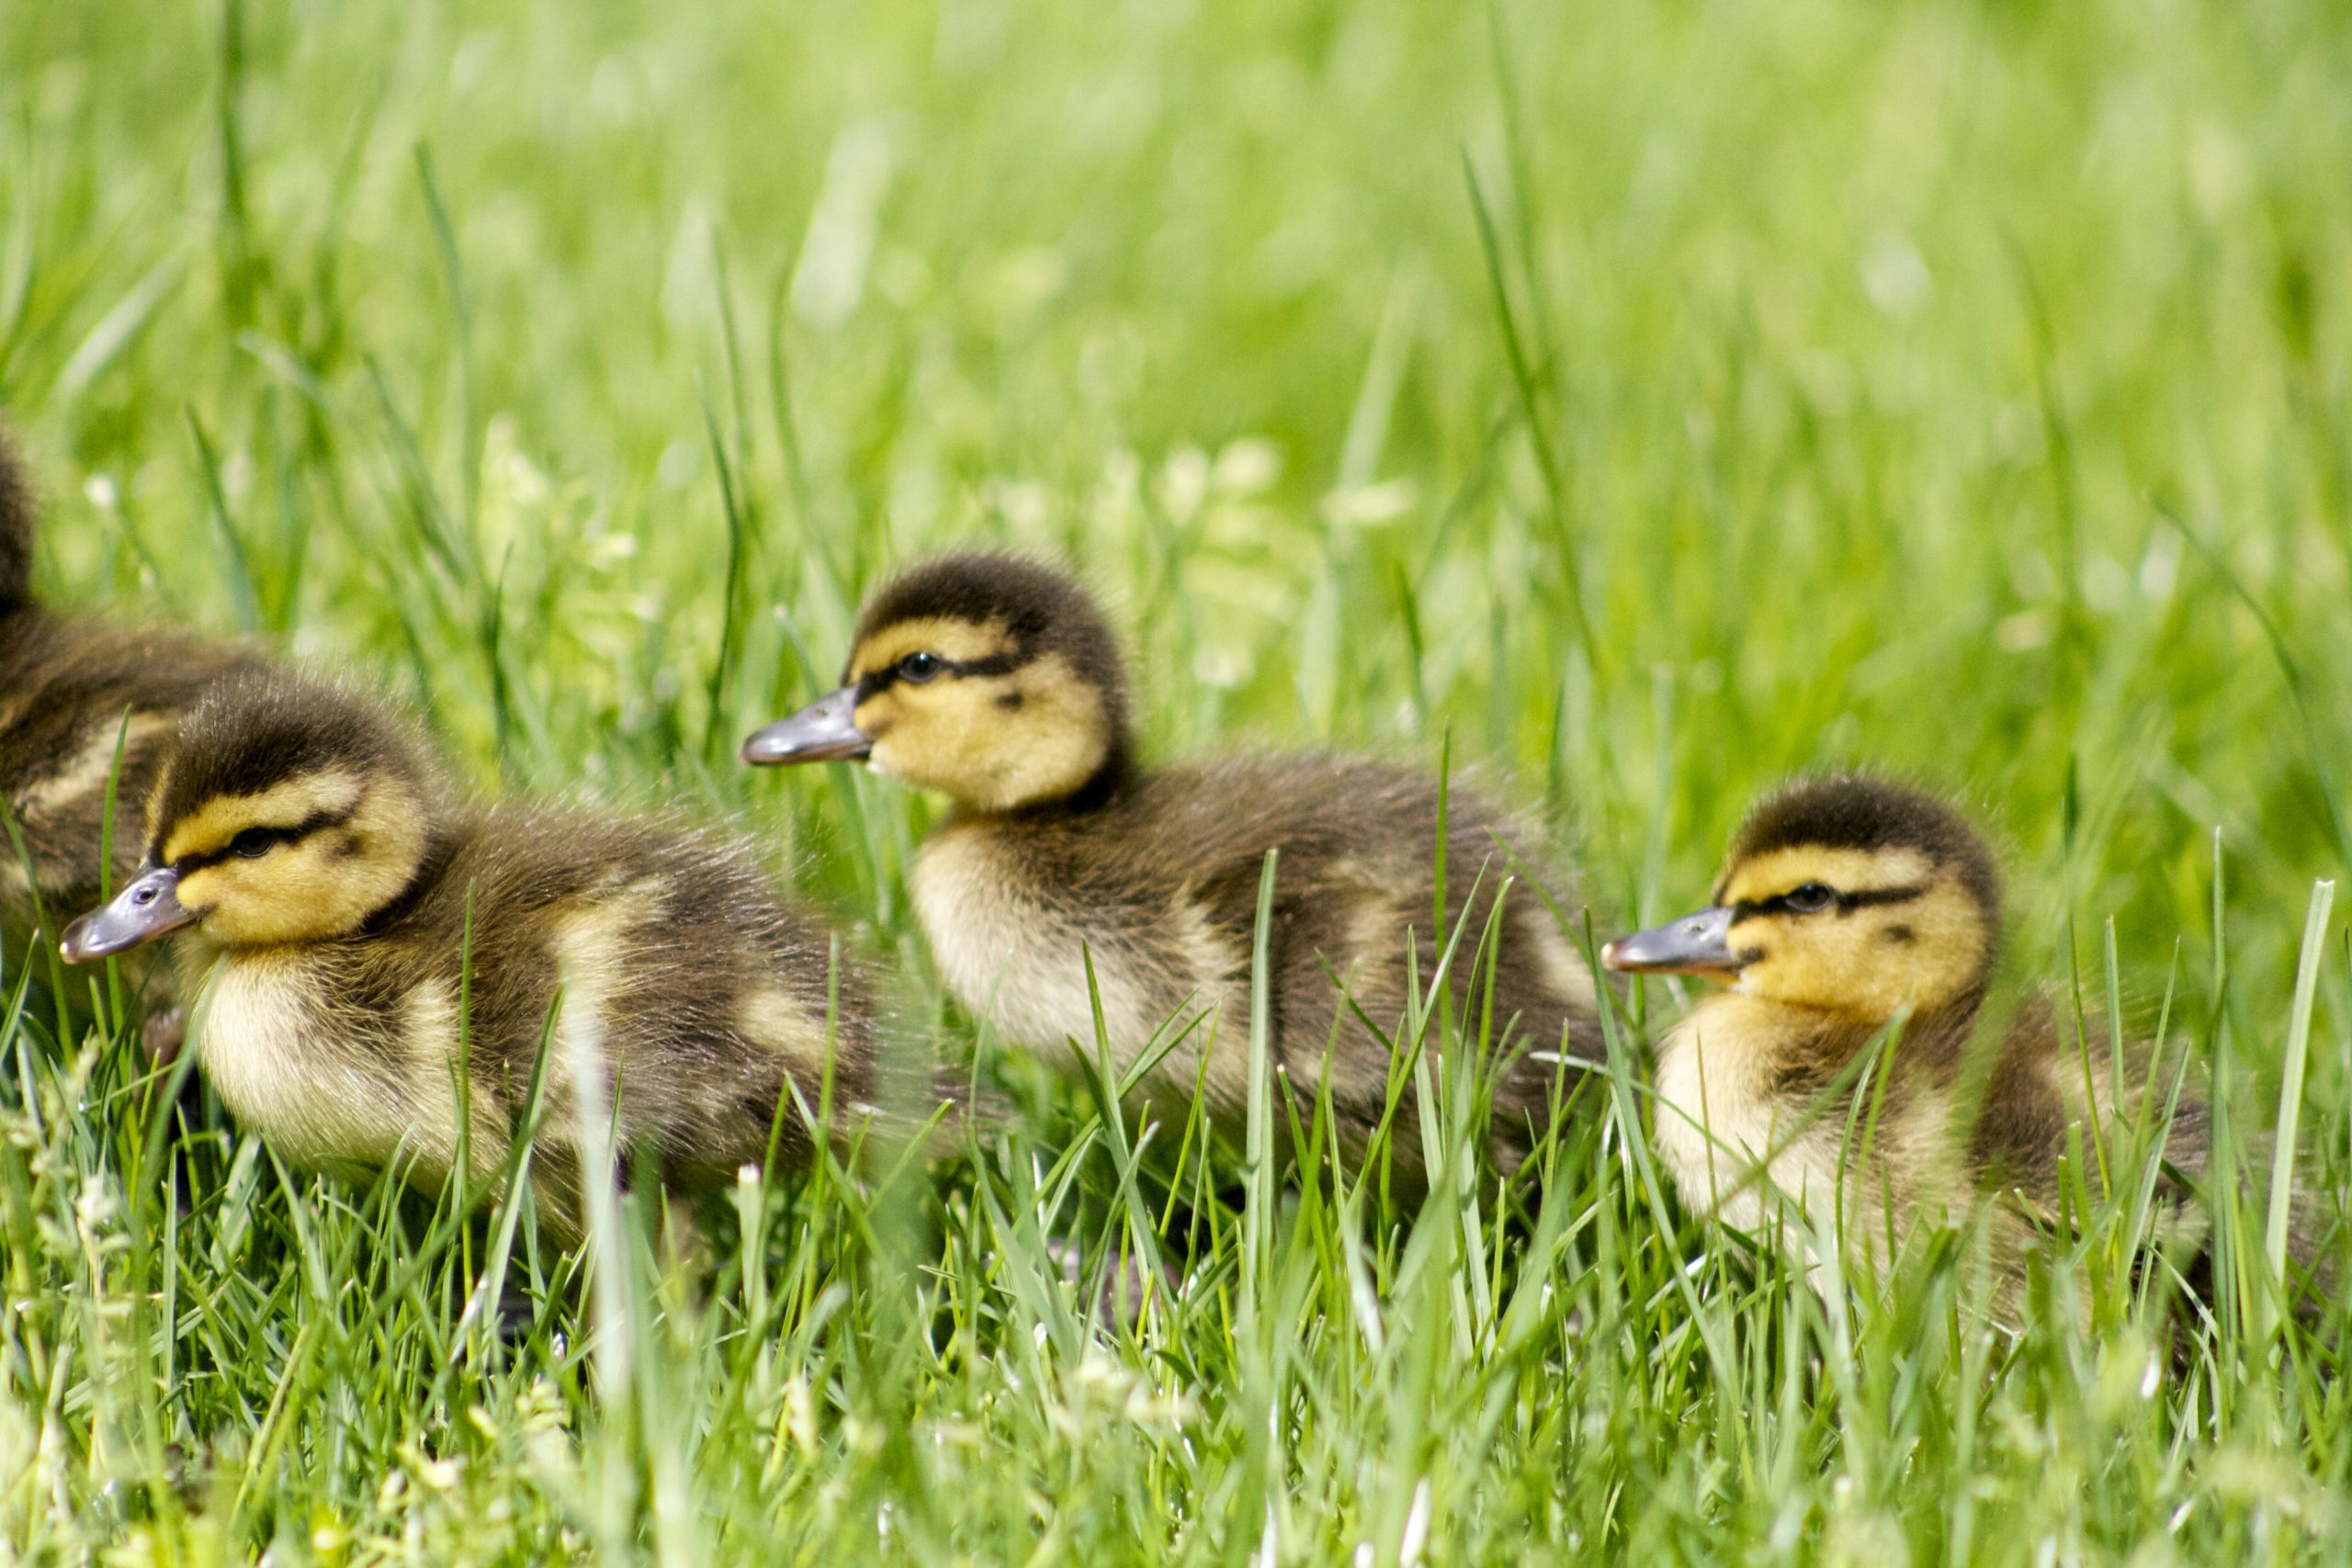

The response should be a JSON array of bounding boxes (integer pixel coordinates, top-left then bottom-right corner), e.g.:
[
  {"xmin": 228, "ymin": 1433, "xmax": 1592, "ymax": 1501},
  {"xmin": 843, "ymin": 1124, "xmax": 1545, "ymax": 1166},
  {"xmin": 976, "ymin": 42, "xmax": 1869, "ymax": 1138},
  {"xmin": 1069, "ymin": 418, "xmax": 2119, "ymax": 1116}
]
[
  {"xmin": 230, "ymin": 827, "xmax": 282, "ymax": 860},
  {"xmin": 1784, "ymin": 882, "xmax": 1836, "ymax": 914},
  {"xmin": 897, "ymin": 651, "xmax": 944, "ymax": 683}
]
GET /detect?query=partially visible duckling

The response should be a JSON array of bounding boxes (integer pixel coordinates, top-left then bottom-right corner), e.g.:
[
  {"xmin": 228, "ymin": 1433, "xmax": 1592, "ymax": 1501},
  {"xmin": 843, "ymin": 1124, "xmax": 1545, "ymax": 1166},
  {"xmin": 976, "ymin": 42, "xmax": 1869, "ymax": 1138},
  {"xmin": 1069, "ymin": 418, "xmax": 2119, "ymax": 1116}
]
[
  {"xmin": 742, "ymin": 552, "xmax": 1601, "ymax": 1184},
  {"xmin": 1603, "ymin": 775, "xmax": 2316, "ymax": 1316},
  {"xmin": 62, "ymin": 670, "xmax": 933, "ymax": 1235},
  {"xmin": 0, "ymin": 427, "xmax": 257, "ymax": 1022}
]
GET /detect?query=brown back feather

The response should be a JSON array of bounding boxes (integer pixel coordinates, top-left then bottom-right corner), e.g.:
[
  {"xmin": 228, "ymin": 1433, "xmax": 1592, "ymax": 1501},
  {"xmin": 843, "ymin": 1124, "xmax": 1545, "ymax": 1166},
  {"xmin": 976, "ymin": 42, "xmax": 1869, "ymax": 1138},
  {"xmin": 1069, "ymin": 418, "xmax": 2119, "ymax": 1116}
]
[{"xmin": 0, "ymin": 423, "xmax": 33, "ymax": 617}]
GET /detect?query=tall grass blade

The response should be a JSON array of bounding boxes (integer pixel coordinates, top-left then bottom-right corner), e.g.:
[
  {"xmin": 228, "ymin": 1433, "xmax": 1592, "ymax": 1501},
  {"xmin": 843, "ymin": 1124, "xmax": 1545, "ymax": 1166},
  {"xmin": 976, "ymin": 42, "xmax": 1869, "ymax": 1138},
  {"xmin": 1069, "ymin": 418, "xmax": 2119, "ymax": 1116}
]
[
  {"xmin": 1240, "ymin": 849, "xmax": 1279, "ymax": 1321},
  {"xmin": 187, "ymin": 411, "xmax": 262, "ymax": 635},
  {"xmin": 2264, "ymin": 878, "xmax": 2334, "ymax": 1294}
]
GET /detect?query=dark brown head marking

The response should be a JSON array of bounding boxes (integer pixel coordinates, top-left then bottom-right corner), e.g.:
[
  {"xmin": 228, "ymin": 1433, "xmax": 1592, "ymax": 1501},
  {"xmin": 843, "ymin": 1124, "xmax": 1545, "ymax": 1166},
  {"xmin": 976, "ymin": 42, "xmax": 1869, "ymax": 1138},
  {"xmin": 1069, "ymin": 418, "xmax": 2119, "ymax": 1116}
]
[{"xmin": 1727, "ymin": 773, "xmax": 2002, "ymax": 942}]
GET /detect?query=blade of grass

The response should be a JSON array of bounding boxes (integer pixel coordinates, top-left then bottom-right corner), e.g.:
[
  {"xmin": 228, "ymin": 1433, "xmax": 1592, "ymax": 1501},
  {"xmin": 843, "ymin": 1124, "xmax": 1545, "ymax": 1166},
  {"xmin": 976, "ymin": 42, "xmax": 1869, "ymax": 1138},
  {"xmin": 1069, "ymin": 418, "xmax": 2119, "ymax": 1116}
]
[{"xmin": 2263, "ymin": 879, "xmax": 2334, "ymax": 1302}]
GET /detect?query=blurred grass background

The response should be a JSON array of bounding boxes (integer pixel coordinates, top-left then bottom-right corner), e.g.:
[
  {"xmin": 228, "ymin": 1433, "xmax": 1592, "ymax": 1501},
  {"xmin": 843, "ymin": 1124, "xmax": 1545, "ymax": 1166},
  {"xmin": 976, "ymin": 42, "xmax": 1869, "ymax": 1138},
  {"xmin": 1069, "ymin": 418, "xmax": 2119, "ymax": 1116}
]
[{"xmin": 4, "ymin": 0, "xmax": 2351, "ymax": 1560}]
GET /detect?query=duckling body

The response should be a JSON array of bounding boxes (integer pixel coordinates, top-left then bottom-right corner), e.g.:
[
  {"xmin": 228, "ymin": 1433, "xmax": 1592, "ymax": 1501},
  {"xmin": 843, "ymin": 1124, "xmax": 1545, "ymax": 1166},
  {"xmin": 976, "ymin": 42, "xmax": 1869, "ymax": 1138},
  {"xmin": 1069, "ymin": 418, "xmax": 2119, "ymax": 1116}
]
[
  {"xmin": 0, "ymin": 433, "xmax": 256, "ymax": 992},
  {"xmin": 1644, "ymin": 987, "xmax": 2090, "ymax": 1285},
  {"xmin": 1642, "ymin": 993, "xmax": 1940, "ymax": 1251},
  {"xmin": 1606, "ymin": 776, "xmax": 2285, "ymax": 1314},
  {"xmin": 916, "ymin": 751, "xmax": 1596, "ymax": 1153},
  {"xmin": 64, "ymin": 672, "xmax": 914, "ymax": 1235},
  {"xmin": 745, "ymin": 554, "xmax": 1600, "ymax": 1181},
  {"xmin": 180, "ymin": 807, "xmax": 876, "ymax": 1201}
]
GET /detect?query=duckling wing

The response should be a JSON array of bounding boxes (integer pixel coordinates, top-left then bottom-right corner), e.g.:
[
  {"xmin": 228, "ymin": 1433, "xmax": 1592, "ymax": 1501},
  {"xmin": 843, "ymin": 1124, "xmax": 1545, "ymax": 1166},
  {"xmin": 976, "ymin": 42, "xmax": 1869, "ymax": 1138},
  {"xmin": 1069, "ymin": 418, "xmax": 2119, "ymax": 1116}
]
[
  {"xmin": 1126, "ymin": 756, "xmax": 1602, "ymax": 1162},
  {"xmin": 1963, "ymin": 991, "xmax": 2259, "ymax": 1303},
  {"xmin": 442, "ymin": 807, "xmax": 888, "ymax": 1188}
]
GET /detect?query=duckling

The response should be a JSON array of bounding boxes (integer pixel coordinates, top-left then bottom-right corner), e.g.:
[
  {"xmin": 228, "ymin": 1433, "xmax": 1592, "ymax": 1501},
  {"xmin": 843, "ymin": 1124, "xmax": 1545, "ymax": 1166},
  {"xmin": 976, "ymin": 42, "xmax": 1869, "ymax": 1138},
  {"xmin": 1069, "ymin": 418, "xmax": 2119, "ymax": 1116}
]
[
  {"xmin": 61, "ymin": 669, "xmax": 933, "ymax": 1236},
  {"xmin": 741, "ymin": 552, "xmax": 1601, "ymax": 1183},
  {"xmin": 0, "ymin": 427, "xmax": 258, "ymax": 1021},
  {"xmin": 1602, "ymin": 775, "xmax": 2316, "ymax": 1316}
]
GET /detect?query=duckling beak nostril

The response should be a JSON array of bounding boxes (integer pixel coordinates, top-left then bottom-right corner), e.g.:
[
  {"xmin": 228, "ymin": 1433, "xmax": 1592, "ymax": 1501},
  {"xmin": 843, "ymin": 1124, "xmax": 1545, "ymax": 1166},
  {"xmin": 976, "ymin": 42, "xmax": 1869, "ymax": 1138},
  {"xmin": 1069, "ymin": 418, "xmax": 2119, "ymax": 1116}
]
[
  {"xmin": 60, "ymin": 865, "xmax": 195, "ymax": 964},
  {"xmin": 1601, "ymin": 905, "xmax": 1741, "ymax": 976},
  {"xmin": 741, "ymin": 687, "xmax": 874, "ymax": 767}
]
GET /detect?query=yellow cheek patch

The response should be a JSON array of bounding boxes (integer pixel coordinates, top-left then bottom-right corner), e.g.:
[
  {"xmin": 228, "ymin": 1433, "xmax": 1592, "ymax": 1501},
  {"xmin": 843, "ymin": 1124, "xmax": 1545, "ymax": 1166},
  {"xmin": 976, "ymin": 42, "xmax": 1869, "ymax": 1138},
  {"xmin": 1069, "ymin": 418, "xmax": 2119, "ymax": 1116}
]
[
  {"xmin": 1724, "ymin": 911, "xmax": 1776, "ymax": 955},
  {"xmin": 1721, "ymin": 846, "xmax": 1935, "ymax": 906},
  {"xmin": 1731, "ymin": 879, "xmax": 1989, "ymax": 1020},
  {"xmin": 1864, "ymin": 881, "xmax": 1988, "ymax": 1009},
  {"xmin": 853, "ymin": 688, "xmax": 902, "ymax": 739},
  {"xmin": 177, "ymin": 776, "xmax": 429, "ymax": 949},
  {"xmin": 849, "ymin": 616, "xmax": 1014, "ymax": 680},
  {"xmin": 163, "ymin": 772, "xmax": 368, "ymax": 865},
  {"xmin": 181, "ymin": 841, "xmax": 371, "ymax": 949},
  {"xmin": 173, "ymin": 863, "xmax": 226, "ymax": 914},
  {"xmin": 868, "ymin": 652, "xmax": 1110, "ymax": 811}
]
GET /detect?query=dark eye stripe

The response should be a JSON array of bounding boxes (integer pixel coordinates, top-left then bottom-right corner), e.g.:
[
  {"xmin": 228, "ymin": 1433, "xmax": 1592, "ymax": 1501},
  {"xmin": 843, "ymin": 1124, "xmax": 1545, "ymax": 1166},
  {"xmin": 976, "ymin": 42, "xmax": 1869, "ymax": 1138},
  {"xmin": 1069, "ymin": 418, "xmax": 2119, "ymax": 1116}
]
[
  {"xmin": 854, "ymin": 649, "xmax": 1023, "ymax": 701},
  {"xmin": 1731, "ymin": 883, "xmax": 1927, "ymax": 920},
  {"xmin": 1839, "ymin": 884, "xmax": 1928, "ymax": 911},
  {"xmin": 172, "ymin": 807, "xmax": 353, "ymax": 874}
]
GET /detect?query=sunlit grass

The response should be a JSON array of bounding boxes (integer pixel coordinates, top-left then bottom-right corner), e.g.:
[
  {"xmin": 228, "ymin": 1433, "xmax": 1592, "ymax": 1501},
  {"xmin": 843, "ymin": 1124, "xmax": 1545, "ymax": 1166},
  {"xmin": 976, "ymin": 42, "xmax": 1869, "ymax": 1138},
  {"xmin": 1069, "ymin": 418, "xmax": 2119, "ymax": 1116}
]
[{"xmin": 4, "ymin": 0, "xmax": 2351, "ymax": 1559}]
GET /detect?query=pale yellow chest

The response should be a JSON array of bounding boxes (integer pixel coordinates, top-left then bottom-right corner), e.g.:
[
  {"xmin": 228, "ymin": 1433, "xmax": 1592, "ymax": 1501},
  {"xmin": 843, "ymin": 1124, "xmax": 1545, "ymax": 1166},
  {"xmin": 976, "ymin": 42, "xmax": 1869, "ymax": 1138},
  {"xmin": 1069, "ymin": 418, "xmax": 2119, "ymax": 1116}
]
[
  {"xmin": 910, "ymin": 830, "xmax": 1155, "ymax": 1049},
  {"xmin": 189, "ymin": 952, "xmax": 494, "ymax": 1186},
  {"xmin": 1651, "ymin": 997, "xmax": 1979, "ymax": 1286},
  {"xmin": 1650, "ymin": 998, "xmax": 1847, "ymax": 1249}
]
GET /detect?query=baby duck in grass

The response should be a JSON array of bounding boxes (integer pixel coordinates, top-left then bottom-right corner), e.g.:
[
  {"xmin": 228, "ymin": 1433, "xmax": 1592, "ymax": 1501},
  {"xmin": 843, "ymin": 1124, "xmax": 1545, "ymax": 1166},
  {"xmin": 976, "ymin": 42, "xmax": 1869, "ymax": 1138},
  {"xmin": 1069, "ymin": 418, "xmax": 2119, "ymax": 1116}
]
[
  {"xmin": 62, "ymin": 670, "xmax": 927, "ymax": 1237},
  {"xmin": 743, "ymin": 552, "xmax": 1601, "ymax": 1184},
  {"xmin": 1601, "ymin": 775, "xmax": 2310, "ymax": 1318},
  {"xmin": 0, "ymin": 428, "xmax": 258, "ymax": 1021}
]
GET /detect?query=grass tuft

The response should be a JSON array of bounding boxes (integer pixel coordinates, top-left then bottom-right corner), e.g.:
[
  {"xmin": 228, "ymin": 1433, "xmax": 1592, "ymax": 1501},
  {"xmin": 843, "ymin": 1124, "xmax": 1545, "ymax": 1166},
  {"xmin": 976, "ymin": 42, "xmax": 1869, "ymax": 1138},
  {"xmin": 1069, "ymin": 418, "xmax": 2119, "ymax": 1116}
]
[{"xmin": 4, "ymin": 0, "xmax": 2351, "ymax": 1558}]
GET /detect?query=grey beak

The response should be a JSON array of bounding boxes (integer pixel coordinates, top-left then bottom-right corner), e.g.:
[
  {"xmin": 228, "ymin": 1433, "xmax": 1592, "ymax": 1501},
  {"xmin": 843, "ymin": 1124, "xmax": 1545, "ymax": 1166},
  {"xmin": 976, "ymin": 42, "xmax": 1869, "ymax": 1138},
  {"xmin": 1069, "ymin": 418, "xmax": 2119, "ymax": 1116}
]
[
  {"xmin": 1601, "ymin": 906, "xmax": 1741, "ymax": 976},
  {"xmin": 61, "ymin": 865, "xmax": 196, "ymax": 964},
  {"xmin": 741, "ymin": 686, "xmax": 873, "ymax": 767}
]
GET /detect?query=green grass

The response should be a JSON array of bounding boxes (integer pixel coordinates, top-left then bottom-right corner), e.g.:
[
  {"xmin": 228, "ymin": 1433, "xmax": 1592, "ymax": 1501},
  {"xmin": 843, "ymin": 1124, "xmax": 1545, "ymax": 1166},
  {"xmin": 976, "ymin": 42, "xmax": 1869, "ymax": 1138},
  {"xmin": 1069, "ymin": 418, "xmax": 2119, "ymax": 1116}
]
[{"xmin": 6, "ymin": 0, "xmax": 2352, "ymax": 1559}]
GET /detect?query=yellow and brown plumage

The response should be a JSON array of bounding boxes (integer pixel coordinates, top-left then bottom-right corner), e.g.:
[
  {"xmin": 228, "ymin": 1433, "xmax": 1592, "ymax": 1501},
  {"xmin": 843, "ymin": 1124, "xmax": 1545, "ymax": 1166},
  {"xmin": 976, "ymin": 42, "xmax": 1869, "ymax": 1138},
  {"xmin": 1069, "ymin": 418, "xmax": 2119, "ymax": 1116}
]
[
  {"xmin": 62, "ymin": 669, "xmax": 933, "ymax": 1235},
  {"xmin": 1603, "ymin": 774, "xmax": 2324, "ymax": 1318},
  {"xmin": 743, "ymin": 552, "xmax": 1601, "ymax": 1184},
  {"xmin": 0, "ymin": 428, "xmax": 258, "ymax": 1010}
]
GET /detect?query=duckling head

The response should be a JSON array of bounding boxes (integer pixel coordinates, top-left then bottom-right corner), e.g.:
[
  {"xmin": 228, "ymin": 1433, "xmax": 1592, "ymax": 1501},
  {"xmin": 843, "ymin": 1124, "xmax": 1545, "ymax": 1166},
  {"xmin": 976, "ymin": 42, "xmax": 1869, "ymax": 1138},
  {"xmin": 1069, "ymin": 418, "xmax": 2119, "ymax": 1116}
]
[
  {"xmin": 742, "ymin": 552, "xmax": 1131, "ymax": 812},
  {"xmin": 1603, "ymin": 775, "xmax": 2001, "ymax": 1021},
  {"xmin": 61, "ymin": 673, "xmax": 440, "ymax": 961}
]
